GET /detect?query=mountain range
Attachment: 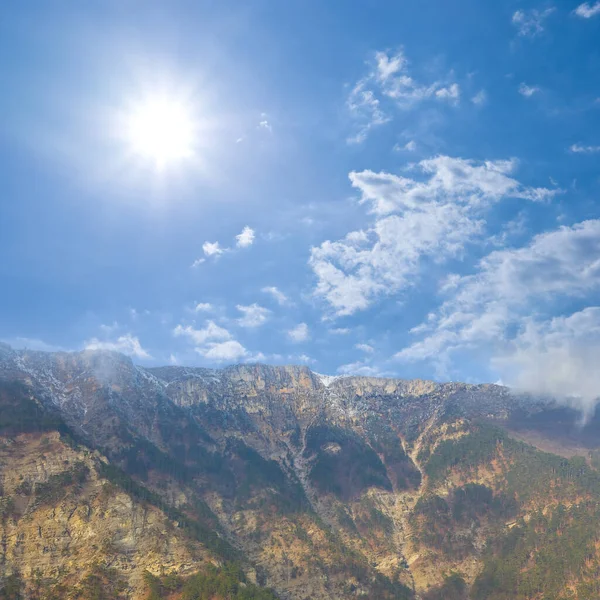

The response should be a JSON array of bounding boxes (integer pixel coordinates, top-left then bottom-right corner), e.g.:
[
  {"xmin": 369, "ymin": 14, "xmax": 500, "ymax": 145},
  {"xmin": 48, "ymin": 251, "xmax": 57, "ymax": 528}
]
[{"xmin": 2, "ymin": 342, "xmax": 600, "ymax": 599}]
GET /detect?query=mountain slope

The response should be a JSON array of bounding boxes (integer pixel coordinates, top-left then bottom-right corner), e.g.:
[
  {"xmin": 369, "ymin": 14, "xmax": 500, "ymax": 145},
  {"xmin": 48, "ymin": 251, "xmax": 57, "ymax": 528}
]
[{"xmin": 1, "ymin": 344, "xmax": 600, "ymax": 599}]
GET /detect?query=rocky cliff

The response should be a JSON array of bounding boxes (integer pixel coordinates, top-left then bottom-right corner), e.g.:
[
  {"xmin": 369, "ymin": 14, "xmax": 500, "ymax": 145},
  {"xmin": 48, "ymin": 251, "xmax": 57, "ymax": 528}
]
[{"xmin": 1, "ymin": 343, "xmax": 600, "ymax": 600}]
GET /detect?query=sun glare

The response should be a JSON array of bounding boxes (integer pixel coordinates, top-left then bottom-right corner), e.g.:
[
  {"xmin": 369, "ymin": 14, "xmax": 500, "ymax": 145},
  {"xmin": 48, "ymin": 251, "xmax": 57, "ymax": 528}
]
[{"xmin": 125, "ymin": 97, "xmax": 196, "ymax": 168}]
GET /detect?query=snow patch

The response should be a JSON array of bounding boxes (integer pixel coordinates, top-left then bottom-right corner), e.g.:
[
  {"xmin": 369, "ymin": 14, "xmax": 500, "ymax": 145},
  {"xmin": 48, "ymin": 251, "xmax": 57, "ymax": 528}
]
[{"xmin": 314, "ymin": 373, "xmax": 343, "ymax": 388}]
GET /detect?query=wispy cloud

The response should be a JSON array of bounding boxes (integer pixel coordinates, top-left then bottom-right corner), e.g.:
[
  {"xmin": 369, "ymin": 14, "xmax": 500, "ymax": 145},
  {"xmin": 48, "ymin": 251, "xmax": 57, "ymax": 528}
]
[
  {"xmin": 435, "ymin": 83, "xmax": 460, "ymax": 104},
  {"xmin": 574, "ymin": 1, "xmax": 600, "ymax": 18},
  {"xmin": 85, "ymin": 334, "xmax": 151, "ymax": 359},
  {"xmin": 347, "ymin": 48, "xmax": 461, "ymax": 143},
  {"xmin": 512, "ymin": 8, "xmax": 555, "ymax": 37},
  {"xmin": 329, "ymin": 327, "xmax": 351, "ymax": 335},
  {"xmin": 569, "ymin": 142, "xmax": 600, "ymax": 153},
  {"xmin": 194, "ymin": 302, "xmax": 213, "ymax": 312},
  {"xmin": 471, "ymin": 90, "xmax": 488, "ymax": 106},
  {"xmin": 262, "ymin": 286, "xmax": 290, "ymax": 305},
  {"xmin": 236, "ymin": 303, "xmax": 270, "ymax": 328},
  {"xmin": 288, "ymin": 322, "xmax": 309, "ymax": 342},
  {"xmin": 355, "ymin": 343, "xmax": 374, "ymax": 353},
  {"xmin": 519, "ymin": 83, "xmax": 541, "ymax": 97},
  {"xmin": 310, "ymin": 155, "xmax": 559, "ymax": 316}
]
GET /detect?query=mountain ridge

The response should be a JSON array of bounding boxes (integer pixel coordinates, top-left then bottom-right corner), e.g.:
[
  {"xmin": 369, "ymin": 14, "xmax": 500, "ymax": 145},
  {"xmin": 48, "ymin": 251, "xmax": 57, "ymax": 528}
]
[{"xmin": 2, "ymin": 344, "xmax": 600, "ymax": 599}]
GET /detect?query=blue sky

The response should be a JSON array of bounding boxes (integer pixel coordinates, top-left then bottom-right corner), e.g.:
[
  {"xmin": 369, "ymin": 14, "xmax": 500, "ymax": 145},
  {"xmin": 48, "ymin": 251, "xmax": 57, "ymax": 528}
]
[{"xmin": 1, "ymin": 0, "xmax": 600, "ymax": 398}]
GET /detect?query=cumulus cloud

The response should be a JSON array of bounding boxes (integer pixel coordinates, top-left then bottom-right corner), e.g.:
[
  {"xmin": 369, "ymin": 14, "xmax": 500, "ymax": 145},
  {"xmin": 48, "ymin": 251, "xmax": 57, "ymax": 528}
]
[
  {"xmin": 519, "ymin": 83, "xmax": 540, "ymax": 97},
  {"xmin": 203, "ymin": 241, "xmax": 223, "ymax": 257},
  {"xmin": 397, "ymin": 219, "xmax": 600, "ymax": 413},
  {"xmin": 236, "ymin": 303, "xmax": 270, "ymax": 328},
  {"xmin": 198, "ymin": 340, "xmax": 248, "ymax": 361},
  {"xmin": 570, "ymin": 143, "xmax": 600, "ymax": 153},
  {"xmin": 85, "ymin": 334, "xmax": 151, "ymax": 359},
  {"xmin": 310, "ymin": 156, "xmax": 559, "ymax": 316},
  {"xmin": 174, "ymin": 320, "xmax": 261, "ymax": 363},
  {"xmin": 574, "ymin": 1, "xmax": 600, "ymax": 17},
  {"xmin": 236, "ymin": 226, "xmax": 255, "ymax": 248},
  {"xmin": 288, "ymin": 323, "xmax": 309, "ymax": 342},
  {"xmin": 512, "ymin": 8, "xmax": 555, "ymax": 36},
  {"xmin": 261, "ymin": 286, "xmax": 289, "ymax": 305},
  {"xmin": 347, "ymin": 48, "xmax": 460, "ymax": 143},
  {"xmin": 173, "ymin": 321, "xmax": 231, "ymax": 345}
]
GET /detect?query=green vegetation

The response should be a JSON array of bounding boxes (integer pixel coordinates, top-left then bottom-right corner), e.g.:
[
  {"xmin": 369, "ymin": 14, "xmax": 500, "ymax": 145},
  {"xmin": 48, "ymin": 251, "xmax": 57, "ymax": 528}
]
[
  {"xmin": 0, "ymin": 572, "xmax": 23, "ymax": 600},
  {"xmin": 34, "ymin": 462, "xmax": 89, "ymax": 506},
  {"xmin": 422, "ymin": 572, "xmax": 467, "ymax": 600},
  {"xmin": 305, "ymin": 424, "xmax": 392, "ymax": 499},
  {"xmin": 421, "ymin": 425, "xmax": 506, "ymax": 484},
  {"xmin": 143, "ymin": 564, "xmax": 278, "ymax": 600},
  {"xmin": 0, "ymin": 381, "xmax": 71, "ymax": 437},
  {"xmin": 228, "ymin": 439, "xmax": 309, "ymax": 513},
  {"xmin": 472, "ymin": 502, "xmax": 600, "ymax": 600},
  {"xmin": 366, "ymin": 422, "xmax": 421, "ymax": 490}
]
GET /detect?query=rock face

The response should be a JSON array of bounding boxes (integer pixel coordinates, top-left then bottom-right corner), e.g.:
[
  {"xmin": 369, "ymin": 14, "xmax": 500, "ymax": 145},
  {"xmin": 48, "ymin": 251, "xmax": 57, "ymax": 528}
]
[{"xmin": 1, "ymin": 345, "xmax": 600, "ymax": 600}]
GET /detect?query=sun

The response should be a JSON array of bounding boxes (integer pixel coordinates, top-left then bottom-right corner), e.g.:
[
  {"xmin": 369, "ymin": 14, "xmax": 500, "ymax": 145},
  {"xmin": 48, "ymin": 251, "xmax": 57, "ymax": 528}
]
[{"xmin": 125, "ymin": 96, "xmax": 196, "ymax": 168}]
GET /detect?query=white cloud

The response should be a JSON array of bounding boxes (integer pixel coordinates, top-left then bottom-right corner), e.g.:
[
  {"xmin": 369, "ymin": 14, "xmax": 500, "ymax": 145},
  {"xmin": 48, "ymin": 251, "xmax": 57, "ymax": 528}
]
[
  {"xmin": 173, "ymin": 321, "xmax": 231, "ymax": 345},
  {"xmin": 99, "ymin": 321, "xmax": 120, "ymax": 334},
  {"xmin": 397, "ymin": 220, "xmax": 600, "ymax": 410},
  {"xmin": 174, "ymin": 320, "xmax": 260, "ymax": 363},
  {"xmin": 85, "ymin": 334, "xmax": 151, "ymax": 359},
  {"xmin": 259, "ymin": 120, "xmax": 272, "ymax": 132},
  {"xmin": 236, "ymin": 226, "xmax": 255, "ymax": 248},
  {"xmin": 203, "ymin": 241, "xmax": 223, "ymax": 257},
  {"xmin": 435, "ymin": 83, "xmax": 461, "ymax": 103},
  {"xmin": 198, "ymin": 340, "xmax": 248, "ymax": 361},
  {"xmin": 574, "ymin": 1, "xmax": 600, "ymax": 17},
  {"xmin": 471, "ymin": 90, "xmax": 488, "ymax": 106},
  {"xmin": 194, "ymin": 302, "xmax": 213, "ymax": 312},
  {"xmin": 512, "ymin": 8, "xmax": 555, "ymax": 36},
  {"xmin": 191, "ymin": 257, "xmax": 206, "ymax": 267},
  {"xmin": 295, "ymin": 353, "xmax": 315, "ymax": 364},
  {"xmin": 355, "ymin": 343, "xmax": 374, "ymax": 353},
  {"xmin": 570, "ymin": 143, "xmax": 600, "ymax": 153},
  {"xmin": 394, "ymin": 140, "xmax": 417, "ymax": 152},
  {"xmin": 337, "ymin": 361, "xmax": 382, "ymax": 377},
  {"xmin": 169, "ymin": 353, "xmax": 179, "ymax": 365},
  {"xmin": 493, "ymin": 308, "xmax": 600, "ymax": 416},
  {"xmin": 347, "ymin": 82, "xmax": 391, "ymax": 144},
  {"xmin": 519, "ymin": 83, "xmax": 540, "ymax": 97},
  {"xmin": 262, "ymin": 286, "xmax": 289, "ymax": 305},
  {"xmin": 236, "ymin": 303, "xmax": 270, "ymax": 328},
  {"xmin": 288, "ymin": 323, "xmax": 309, "ymax": 343},
  {"xmin": 310, "ymin": 156, "xmax": 558, "ymax": 316},
  {"xmin": 347, "ymin": 48, "xmax": 460, "ymax": 143},
  {"xmin": 329, "ymin": 327, "xmax": 351, "ymax": 335}
]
